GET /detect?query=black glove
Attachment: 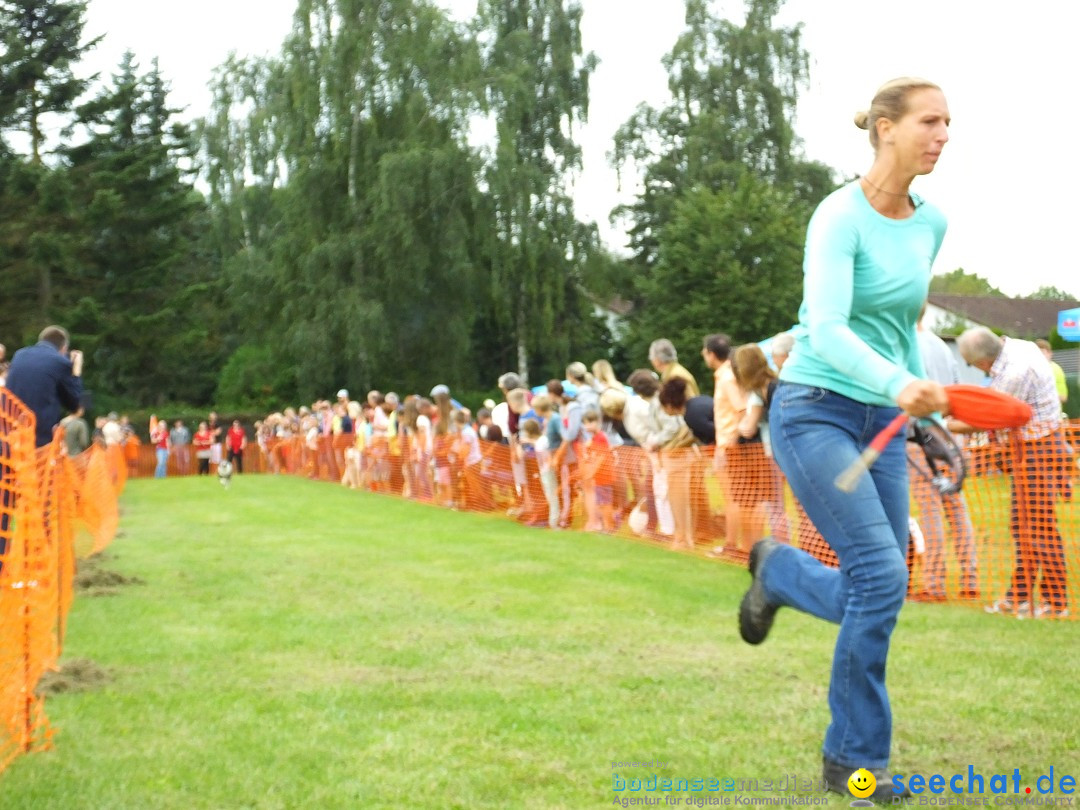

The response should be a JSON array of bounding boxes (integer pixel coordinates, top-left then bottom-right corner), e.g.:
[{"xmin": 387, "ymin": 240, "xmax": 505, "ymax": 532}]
[{"xmin": 909, "ymin": 418, "xmax": 965, "ymax": 495}]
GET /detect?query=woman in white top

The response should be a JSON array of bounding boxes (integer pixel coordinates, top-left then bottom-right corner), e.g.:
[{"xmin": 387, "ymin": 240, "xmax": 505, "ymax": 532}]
[
  {"xmin": 730, "ymin": 343, "xmax": 789, "ymax": 544},
  {"xmin": 731, "ymin": 344, "xmax": 777, "ymax": 455},
  {"xmin": 591, "ymin": 359, "xmax": 623, "ymax": 392}
]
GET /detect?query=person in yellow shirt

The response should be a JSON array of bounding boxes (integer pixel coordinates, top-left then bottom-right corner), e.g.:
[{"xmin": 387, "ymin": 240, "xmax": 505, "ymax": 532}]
[
  {"xmin": 1035, "ymin": 339, "xmax": 1068, "ymax": 406},
  {"xmin": 648, "ymin": 338, "xmax": 700, "ymax": 396}
]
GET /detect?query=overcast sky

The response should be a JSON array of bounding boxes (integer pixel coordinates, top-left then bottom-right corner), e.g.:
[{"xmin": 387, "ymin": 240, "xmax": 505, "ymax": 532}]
[{"xmin": 78, "ymin": 0, "xmax": 1079, "ymax": 298}]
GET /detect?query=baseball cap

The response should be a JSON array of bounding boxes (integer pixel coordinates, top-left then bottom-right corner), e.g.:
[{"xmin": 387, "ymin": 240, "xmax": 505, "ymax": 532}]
[
  {"xmin": 337, "ymin": 389, "xmax": 349, "ymax": 399},
  {"xmin": 430, "ymin": 384, "xmax": 450, "ymax": 397}
]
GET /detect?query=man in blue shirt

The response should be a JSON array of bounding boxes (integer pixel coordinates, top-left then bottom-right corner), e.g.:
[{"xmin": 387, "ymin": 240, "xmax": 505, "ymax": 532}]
[{"xmin": 1, "ymin": 326, "xmax": 84, "ymax": 567}]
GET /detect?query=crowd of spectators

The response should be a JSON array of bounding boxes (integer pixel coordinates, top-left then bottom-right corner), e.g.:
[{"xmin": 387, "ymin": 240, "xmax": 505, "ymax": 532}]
[
  {"xmin": 2, "ymin": 323, "xmax": 1073, "ymax": 618},
  {"xmin": 144, "ymin": 412, "xmax": 248, "ymax": 478},
  {"xmin": 250, "ymin": 334, "xmax": 801, "ymax": 556},
  {"xmin": 241, "ymin": 326, "xmax": 1075, "ymax": 621}
]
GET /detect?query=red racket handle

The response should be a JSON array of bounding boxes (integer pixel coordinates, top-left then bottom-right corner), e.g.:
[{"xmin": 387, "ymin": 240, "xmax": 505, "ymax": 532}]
[{"xmin": 834, "ymin": 412, "xmax": 909, "ymax": 493}]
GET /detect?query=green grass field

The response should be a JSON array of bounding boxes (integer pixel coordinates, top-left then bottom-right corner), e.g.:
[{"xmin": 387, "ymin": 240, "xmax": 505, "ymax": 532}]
[{"xmin": 2, "ymin": 476, "xmax": 1078, "ymax": 809}]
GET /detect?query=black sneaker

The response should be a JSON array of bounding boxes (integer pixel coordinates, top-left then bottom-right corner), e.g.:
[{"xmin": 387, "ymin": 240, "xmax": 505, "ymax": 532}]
[
  {"xmin": 738, "ymin": 538, "xmax": 781, "ymax": 645},
  {"xmin": 822, "ymin": 758, "xmax": 911, "ymax": 804}
]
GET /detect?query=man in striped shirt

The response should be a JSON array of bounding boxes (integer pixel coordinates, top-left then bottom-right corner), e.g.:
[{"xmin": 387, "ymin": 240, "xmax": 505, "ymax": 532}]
[{"xmin": 956, "ymin": 327, "xmax": 1070, "ymax": 618}]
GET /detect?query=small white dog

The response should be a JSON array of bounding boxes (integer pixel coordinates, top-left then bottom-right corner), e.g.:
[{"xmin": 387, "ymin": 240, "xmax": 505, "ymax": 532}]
[{"xmin": 217, "ymin": 459, "xmax": 234, "ymax": 489}]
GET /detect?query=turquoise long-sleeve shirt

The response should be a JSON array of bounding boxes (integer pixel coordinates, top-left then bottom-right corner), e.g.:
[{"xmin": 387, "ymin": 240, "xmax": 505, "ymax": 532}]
[{"xmin": 780, "ymin": 181, "xmax": 947, "ymax": 406}]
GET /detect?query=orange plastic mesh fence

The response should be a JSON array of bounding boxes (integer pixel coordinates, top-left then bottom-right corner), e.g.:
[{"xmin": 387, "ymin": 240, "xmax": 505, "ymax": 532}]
[
  {"xmin": 67, "ymin": 446, "xmax": 122, "ymax": 556},
  {"xmin": 956, "ymin": 424, "xmax": 1075, "ymax": 618},
  {"xmin": 0, "ymin": 392, "xmax": 120, "ymax": 774},
  {"xmin": 0, "ymin": 390, "xmax": 51, "ymax": 769},
  {"xmin": 258, "ymin": 425, "xmax": 1077, "ymax": 619}
]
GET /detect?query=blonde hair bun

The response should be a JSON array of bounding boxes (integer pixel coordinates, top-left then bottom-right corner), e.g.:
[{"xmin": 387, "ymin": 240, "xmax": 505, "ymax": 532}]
[{"xmin": 853, "ymin": 110, "xmax": 870, "ymax": 130}]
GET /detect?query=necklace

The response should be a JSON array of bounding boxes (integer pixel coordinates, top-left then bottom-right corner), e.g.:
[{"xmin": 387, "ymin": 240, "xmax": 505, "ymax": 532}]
[
  {"xmin": 861, "ymin": 175, "xmax": 909, "ymax": 198},
  {"xmin": 861, "ymin": 175, "xmax": 920, "ymax": 212}
]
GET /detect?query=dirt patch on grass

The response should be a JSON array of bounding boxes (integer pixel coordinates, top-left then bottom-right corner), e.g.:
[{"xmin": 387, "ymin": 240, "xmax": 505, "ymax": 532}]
[
  {"xmin": 82, "ymin": 587, "xmax": 119, "ymax": 597},
  {"xmin": 75, "ymin": 568, "xmax": 141, "ymax": 588},
  {"xmin": 75, "ymin": 555, "xmax": 145, "ymax": 591},
  {"xmin": 36, "ymin": 659, "xmax": 111, "ymax": 695}
]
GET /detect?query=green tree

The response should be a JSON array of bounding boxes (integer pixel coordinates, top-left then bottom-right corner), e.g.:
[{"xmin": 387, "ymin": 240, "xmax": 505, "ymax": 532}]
[
  {"xmin": 626, "ymin": 177, "xmax": 805, "ymax": 379},
  {"xmin": 64, "ymin": 52, "xmax": 212, "ymax": 404},
  {"xmin": 928, "ymin": 268, "xmax": 1005, "ymax": 297},
  {"xmin": 0, "ymin": 0, "xmax": 98, "ymax": 161},
  {"xmin": 201, "ymin": 0, "xmax": 490, "ymax": 399},
  {"xmin": 1024, "ymin": 285, "xmax": 1078, "ymax": 301},
  {"xmin": 612, "ymin": 0, "xmax": 834, "ymax": 356},
  {"xmin": 0, "ymin": 0, "xmax": 97, "ymax": 332},
  {"xmin": 216, "ymin": 343, "xmax": 295, "ymax": 409},
  {"xmin": 475, "ymin": 0, "xmax": 600, "ymax": 383},
  {"xmin": 0, "ymin": 155, "xmax": 81, "ymax": 330}
]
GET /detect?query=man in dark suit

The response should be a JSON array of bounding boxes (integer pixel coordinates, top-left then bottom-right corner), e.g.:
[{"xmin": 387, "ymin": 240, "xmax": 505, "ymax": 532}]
[
  {"xmin": 2, "ymin": 326, "xmax": 83, "ymax": 566},
  {"xmin": 4, "ymin": 325, "xmax": 84, "ymax": 448}
]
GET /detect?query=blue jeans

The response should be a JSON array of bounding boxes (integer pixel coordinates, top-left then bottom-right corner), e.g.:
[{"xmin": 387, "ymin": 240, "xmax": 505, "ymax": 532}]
[
  {"xmin": 155, "ymin": 448, "xmax": 169, "ymax": 478},
  {"xmin": 763, "ymin": 382, "xmax": 910, "ymax": 769}
]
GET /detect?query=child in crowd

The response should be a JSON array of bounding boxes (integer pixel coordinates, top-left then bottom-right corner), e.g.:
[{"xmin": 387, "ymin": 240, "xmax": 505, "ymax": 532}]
[
  {"xmin": 505, "ymin": 387, "xmax": 530, "ymax": 503},
  {"xmin": 358, "ymin": 403, "xmax": 375, "ymax": 489},
  {"xmin": 412, "ymin": 398, "xmax": 434, "ymax": 499},
  {"xmin": 520, "ymin": 416, "xmax": 561, "ymax": 529},
  {"xmin": 530, "ymin": 394, "xmax": 560, "ymax": 528},
  {"xmin": 519, "ymin": 418, "xmax": 541, "ymax": 459},
  {"xmin": 475, "ymin": 407, "xmax": 494, "ymax": 441},
  {"xmin": 342, "ymin": 401, "xmax": 365, "ymax": 490},
  {"xmin": 548, "ymin": 380, "xmax": 581, "ymax": 527},
  {"xmin": 512, "ymin": 417, "xmax": 549, "ymax": 526},
  {"xmin": 452, "ymin": 409, "xmax": 482, "ymax": 469},
  {"xmin": 431, "ymin": 393, "xmax": 456, "ymax": 507},
  {"xmin": 331, "ymin": 401, "xmax": 353, "ymax": 475},
  {"xmin": 579, "ymin": 411, "xmax": 615, "ymax": 533},
  {"xmin": 526, "ymin": 394, "xmax": 551, "ymax": 429}
]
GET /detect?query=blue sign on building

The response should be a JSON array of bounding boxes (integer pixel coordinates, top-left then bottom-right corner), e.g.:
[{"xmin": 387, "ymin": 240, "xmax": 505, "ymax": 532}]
[{"xmin": 1059, "ymin": 307, "xmax": 1080, "ymax": 341}]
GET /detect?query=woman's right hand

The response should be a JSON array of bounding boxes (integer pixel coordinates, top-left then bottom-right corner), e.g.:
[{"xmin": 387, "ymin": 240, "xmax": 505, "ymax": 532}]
[{"xmin": 896, "ymin": 380, "xmax": 949, "ymax": 418}]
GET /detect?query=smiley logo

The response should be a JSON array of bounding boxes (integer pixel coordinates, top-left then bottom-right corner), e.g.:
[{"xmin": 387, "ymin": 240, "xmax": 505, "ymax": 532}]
[{"xmin": 848, "ymin": 768, "xmax": 876, "ymax": 798}]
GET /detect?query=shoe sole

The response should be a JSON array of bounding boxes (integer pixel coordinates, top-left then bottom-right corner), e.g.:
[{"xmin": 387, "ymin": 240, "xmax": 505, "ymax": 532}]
[
  {"xmin": 740, "ymin": 540, "xmax": 780, "ymax": 645},
  {"xmin": 739, "ymin": 588, "xmax": 777, "ymax": 645}
]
